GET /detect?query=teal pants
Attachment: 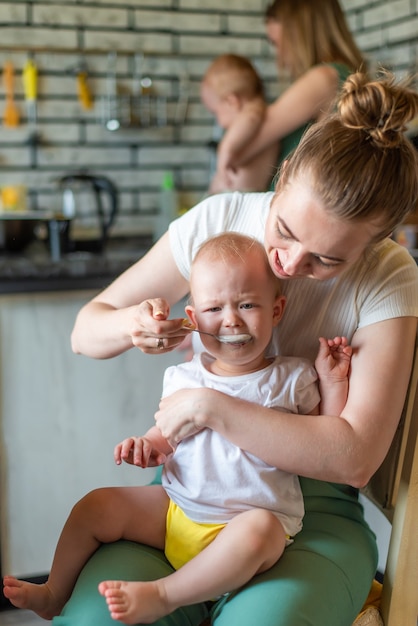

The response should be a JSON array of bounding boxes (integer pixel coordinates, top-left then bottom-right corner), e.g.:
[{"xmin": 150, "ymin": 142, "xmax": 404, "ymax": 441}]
[{"xmin": 52, "ymin": 479, "xmax": 378, "ymax": 626}]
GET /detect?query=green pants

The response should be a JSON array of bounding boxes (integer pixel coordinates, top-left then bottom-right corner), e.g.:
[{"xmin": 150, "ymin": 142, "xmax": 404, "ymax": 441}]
[{"xmin": 52, "ymin": 478, "xmax": 378, "ymax": 626}]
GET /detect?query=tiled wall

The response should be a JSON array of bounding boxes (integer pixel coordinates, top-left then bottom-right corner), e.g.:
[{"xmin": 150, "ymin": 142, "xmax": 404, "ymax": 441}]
[{"xmin": 0, "ymin": 0, "xmax": 417, "ymax": 238}]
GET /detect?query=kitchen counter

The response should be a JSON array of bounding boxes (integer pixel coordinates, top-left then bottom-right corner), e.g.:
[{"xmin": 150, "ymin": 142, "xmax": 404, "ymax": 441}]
[
  {"xmin": 0, "ymin": 235, "xmax": 153, "ymax": 294},
  {"xmin": 1, "ymin": 232, "xmax": 417, "ymax": 295},
  {"xmin": 0, "ymin": 286, "xmax": 186, "ymax": 577}
]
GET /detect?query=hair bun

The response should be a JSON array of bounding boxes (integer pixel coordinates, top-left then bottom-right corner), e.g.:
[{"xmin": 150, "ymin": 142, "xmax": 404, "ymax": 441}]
[{"xmin": 338, "ymin": 71, "xmax": 418, "ymax": 148}]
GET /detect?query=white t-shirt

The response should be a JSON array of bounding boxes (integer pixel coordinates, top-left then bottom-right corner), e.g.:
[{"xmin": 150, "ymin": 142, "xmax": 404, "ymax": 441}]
[
  {"xmin": 169, "ymin": 192, "xmax": 418, "ymax": 363},
  {"xmin": 162, "ymin": 352, "xmax": 320, "ymax": 537}
]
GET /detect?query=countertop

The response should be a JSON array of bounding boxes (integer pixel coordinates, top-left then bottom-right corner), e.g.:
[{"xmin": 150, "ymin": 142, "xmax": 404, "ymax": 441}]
[
  {"xmin": 2, "ymin": 228, "xmax": 417, "ymax": 296},
  {"xmin": 0, "ymin": 235, "xmax": 153, "ymax": 294}
]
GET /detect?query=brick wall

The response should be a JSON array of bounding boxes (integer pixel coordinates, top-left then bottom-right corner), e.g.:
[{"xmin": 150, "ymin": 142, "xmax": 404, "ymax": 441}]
[
  {"xmin": 0, "ymin": 0, "xmax": 417, "ymax": 238},
  {"xmin": 344, "ymin": 0, "xmax": 418, "ymax": 73}
]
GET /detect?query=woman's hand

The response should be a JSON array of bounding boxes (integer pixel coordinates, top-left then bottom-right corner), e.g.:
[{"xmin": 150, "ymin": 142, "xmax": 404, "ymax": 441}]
[
  {"xmin": 155, "ymin": 387, "xmax": 226, "ymax": 447},
  {"xmin": 71, "ymin": 232, "xmax": 190, "ymax": 359},
  {"xmin": 130, "ymin": 298, "xmax": 190, "ymax": 354}
]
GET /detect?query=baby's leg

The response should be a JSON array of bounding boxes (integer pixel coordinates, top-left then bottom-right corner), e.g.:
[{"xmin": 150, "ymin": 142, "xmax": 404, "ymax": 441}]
[
  {"xmin": 3, "ymin": 485, "xmax": 168, "ymax": 620},
  {"xmin": 99, "ymin": 508, "xmax": 286, "ymax": 624}
]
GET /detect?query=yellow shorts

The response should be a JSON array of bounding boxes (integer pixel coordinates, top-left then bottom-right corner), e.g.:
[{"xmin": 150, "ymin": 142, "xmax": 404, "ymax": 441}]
[{"xmin": 165, "ymin": 500, "xmax": 226, "ymax": 570}]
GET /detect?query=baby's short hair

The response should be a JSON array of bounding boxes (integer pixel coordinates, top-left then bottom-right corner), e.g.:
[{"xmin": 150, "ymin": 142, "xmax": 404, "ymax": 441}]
[
  {"xmin": 193, "ymin": 232, "xmax": 281, "ymax": 294},
  {"xmin": 202, "ymin": 54, "xmax": 264, "ymax": 101}
]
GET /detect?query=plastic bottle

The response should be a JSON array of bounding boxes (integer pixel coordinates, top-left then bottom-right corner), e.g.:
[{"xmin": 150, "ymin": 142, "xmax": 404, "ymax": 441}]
[{"xmin": 154, "ymin": 172, "xmax": 178, "ymax": 242}]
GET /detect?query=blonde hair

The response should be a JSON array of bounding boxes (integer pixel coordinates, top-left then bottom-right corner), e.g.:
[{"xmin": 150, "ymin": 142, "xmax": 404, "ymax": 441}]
[
  {"xmin": 193, "ymin": 232, "xmax": 280, "ymax": 292},
  {"xmin": 265, "ymin": 0, "xmax": 365, "ymax": 77},
  {"xmin": 277, "ymin": 72, "xmax": 418, "ymax": 239},
  {"xmin": 202, "ymin": 54, "xmax": 264, "ymax": 101}
]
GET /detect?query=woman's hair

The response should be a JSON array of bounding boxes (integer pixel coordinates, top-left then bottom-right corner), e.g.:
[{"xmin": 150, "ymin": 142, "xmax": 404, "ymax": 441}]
[
  {"xmin": 277, "ymin": 72, "xmax": 418, "ymax": 240},
  {"xmin": 202, "ymin": 54, "xmax": 264, "ymax": 101},
  {"xmin": 265, "ymin": 0, "xmax": 365, "ymax": 77}
]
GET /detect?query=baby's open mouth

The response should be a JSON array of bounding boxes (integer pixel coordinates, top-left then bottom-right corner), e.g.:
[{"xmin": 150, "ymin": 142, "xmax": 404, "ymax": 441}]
[
  {"xmin": 182, "ymin": 321, "xmax": 252, "ymax": 345},
  {"xmin": 218, "ymin": 334, "xmax": 252, "ymax": 345}
]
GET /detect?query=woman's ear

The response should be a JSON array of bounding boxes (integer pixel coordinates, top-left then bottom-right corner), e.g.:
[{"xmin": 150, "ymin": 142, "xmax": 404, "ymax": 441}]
[
  {"xmin": 272, "ymin": 295, "xmax": 286, "ymax": 327},
  {"xmin": 184, "ymin": 304, "xmax": 198, "ymax": 328}
]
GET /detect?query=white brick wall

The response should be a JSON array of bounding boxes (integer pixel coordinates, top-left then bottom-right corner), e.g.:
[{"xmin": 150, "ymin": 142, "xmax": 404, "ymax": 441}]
[{"xmin": 0, "ymin": 0, "xmax": 416, "ymax": 235}]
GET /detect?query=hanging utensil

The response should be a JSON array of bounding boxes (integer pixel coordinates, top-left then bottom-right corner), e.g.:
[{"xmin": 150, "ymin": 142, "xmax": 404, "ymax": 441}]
[
  {"xmin": 132, "ymin": 52, "xmax": 143, "ymax": 97},
  {"xmin": 22, "ymin": 55, "xmax": 38, "ymax": 125},
  {"xmin": 104, "ymin": 51, "xmax": 121, "ymax": 131},
  {"xmin": 135, "ymin": 53, "xmax": 153, "ymax": 127},
  {"xmin": 22, "ymin": 54, "xmax": 41, "ymax": 167},
  {"xmin": 2, "ymin": 61, "xmax": 20, "ymax": 127},
  {"xmin": 66, "ymin": 56, "xmax": 94, "ymax": 111},
  {"xmin": 131, "ymin": 52, "xmax": 144, "ymax": 126},
  {"xmin": 76, "ymin": 58, "xmax": 94, "ymax": 110},
  {"xmin": 175, "ymin": 61, "xmax": 190, "ymax": 125}
]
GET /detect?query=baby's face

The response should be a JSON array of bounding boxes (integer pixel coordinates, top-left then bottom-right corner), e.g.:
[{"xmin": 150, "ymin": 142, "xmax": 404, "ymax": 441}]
[
  {"xmin": 186, "ymin": 251, "xmax": 285, "ymax": 373},
  {"xmin": 200, "ymin": 81, "xmax": 237, "ymax": 129}
]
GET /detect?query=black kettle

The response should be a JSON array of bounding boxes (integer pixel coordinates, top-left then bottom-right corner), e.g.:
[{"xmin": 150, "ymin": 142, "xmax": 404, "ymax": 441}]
[{"xmin": 57, "ymin": 172, "xmax": 118, "ymax": 253}]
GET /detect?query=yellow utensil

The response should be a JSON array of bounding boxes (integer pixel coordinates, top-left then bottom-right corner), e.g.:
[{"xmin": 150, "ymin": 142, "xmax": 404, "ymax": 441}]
[
  {"xmin": 2, "ymin": 61, "xmax": 20, "ymax": 127},
  {"xmin": 22, "ymin": 56, "xmax": 42, "ymax": 168},
  {"xmin": 76, "ymin": 70, "xmax": 93, "ymax": 109},
  {"xmin": 22, "ymin": 56, "xmax": 38, "ymax": 124}
]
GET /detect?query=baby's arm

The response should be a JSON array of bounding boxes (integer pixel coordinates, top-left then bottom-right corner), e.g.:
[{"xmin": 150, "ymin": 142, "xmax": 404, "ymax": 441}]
[
  {"xmin": 213, "ymin": 98, "xmax": 266, "ymax": 191},
  {"xmin": 209, "ymin": 169, "xmax": 234, "ymax": 195},
  {"xmin": 315, "ymin": 336, "xmax": 353, "ymax": 416},
  {"xmin": 114, "ymin": 426, "xmax": 173, "ymax": 468}
]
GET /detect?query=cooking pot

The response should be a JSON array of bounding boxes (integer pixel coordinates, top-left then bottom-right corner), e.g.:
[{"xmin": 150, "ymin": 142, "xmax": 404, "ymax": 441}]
[
  {"xmin": 57, "ymin": 172, "xmax": 118, "ymax": 253},
  {"xmin": 0, "ymin": 211, "xmax": 53, "ymax": 252}
]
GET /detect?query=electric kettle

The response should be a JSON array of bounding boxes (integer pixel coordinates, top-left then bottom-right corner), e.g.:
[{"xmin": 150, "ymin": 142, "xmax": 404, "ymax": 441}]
[{"xmin": 57, "ymin": 172, "xmax": 118, "ymax": 253}]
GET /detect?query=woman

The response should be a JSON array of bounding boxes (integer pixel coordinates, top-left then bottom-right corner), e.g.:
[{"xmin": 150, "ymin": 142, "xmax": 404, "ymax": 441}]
[
  {"xmin": 66, "ymin": 72, "xmax": 418, "ymax": 626},
  {"xmin": 218, "ymin": 0, "xmax": 366, "ymax": 190}
]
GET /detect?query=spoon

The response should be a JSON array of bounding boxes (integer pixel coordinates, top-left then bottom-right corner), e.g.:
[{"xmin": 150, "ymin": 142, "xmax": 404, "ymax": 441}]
[{"xmin": 182, "ymin": 321, "xmax": 252, "ymax": 345}]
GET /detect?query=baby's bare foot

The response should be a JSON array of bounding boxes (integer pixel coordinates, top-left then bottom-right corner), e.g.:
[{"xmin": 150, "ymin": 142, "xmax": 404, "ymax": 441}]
[
  {"xmin": 3, "ymin": 576, "xmax": 62, "ymax": 620},
  {"xmin": 98, "ymin": 579, "xmax": 172, "ymax": 624}
]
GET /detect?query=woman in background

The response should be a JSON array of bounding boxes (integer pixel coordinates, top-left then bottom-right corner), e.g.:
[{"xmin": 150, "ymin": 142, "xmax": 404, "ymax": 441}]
[{"xmin": 217, "ymin": 0, "xmax": 365, "ymax": 190}]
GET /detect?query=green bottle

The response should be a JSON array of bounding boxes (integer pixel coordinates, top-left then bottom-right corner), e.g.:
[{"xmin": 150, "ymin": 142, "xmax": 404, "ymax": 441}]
[{"xmin": 154, "ymin": 173, "xmax": 178, "ymax": 242}]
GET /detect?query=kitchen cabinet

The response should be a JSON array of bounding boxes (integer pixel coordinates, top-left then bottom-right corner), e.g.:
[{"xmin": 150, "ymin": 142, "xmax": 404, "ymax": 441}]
[{"xmin": 0, "ymin": 290, "xmax": 185, "ymax": 577}]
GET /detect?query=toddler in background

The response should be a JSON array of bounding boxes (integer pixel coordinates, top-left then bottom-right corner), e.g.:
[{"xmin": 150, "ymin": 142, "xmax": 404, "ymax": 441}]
[{"xmin": 201, "ymin": 54, "xmax": 278, "ymax": 194}]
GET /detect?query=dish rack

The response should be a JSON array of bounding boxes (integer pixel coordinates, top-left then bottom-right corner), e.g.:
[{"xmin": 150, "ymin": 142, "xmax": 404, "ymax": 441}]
[{"xmin": 101, "ymin": 53, "xmax": 189, "ymax": 131}]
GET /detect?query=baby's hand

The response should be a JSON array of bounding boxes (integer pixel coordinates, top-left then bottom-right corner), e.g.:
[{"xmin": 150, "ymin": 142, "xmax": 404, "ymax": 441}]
[
  {"xmin": 114, "ymin": 436, "xmax": 167, "ymax": 468},
  {"xmin": 315, "ymin": 336, "xmax": 352, "ymax": 382}
]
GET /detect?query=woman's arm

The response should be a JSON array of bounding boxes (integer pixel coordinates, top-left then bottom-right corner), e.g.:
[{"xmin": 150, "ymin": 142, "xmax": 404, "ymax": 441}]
[
  {"xmin": 229, "ymin": 64, "xmax": 340, "ymax": 168},
  {"xmin": 71, "ymin": 232, "xmax": 190, "ymax": 359},
  {"xmin": 155, "ymin": 316, "xmax": 417, "ymax": 487}
]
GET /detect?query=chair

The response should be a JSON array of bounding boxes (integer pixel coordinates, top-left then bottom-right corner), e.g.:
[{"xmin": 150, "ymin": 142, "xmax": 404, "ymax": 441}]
[
  {"xmin": 357, "ymin": 334, "xmax": 418, "ymax": 625},
  {"xmin": 203, "ymin": 336, "xmax": 418, "ymax": 626},
  {"xmin": 202, "ymin": 334, "xmax": 418, "ymax": 626}
]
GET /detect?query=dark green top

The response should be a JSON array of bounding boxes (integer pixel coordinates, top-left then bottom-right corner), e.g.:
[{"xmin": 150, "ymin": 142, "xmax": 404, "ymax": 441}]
[{"xmin": 270, "ymin": 63, "xmax": 352, "ymax": 190}]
